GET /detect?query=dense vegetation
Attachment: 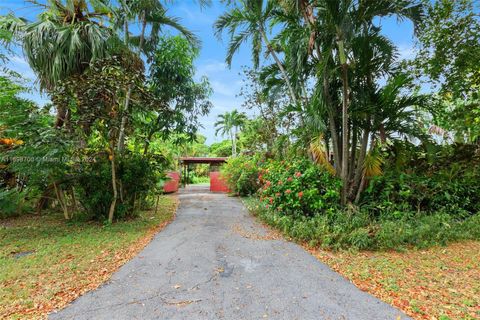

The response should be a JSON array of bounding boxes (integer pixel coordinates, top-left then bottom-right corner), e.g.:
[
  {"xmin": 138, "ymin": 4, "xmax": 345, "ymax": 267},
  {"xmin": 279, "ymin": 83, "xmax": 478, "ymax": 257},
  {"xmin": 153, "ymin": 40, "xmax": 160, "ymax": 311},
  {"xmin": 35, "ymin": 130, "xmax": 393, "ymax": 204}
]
[
  {"xmin": 1, "ymin": 0, "xmax": 479, "ymax": 251},
  {"xmin": 0, "ymin": 0, "xmax": 212, "ymax": 222},
  {"xmin": 217, "ymin": 0, "xmax": 480, "ymax": 250}
]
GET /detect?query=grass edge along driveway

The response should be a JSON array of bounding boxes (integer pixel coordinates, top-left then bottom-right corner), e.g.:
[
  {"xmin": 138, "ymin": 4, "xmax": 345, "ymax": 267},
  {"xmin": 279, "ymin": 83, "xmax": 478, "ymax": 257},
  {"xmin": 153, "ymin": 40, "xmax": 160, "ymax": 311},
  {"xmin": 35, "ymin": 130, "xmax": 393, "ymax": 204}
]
[
  {"xmin": 0, "ymin": 195, "xmax": 178, "ymax": 320},
  {"xmin": 244, "ymin": 198, "xmax": 480, "ymax": 320}
]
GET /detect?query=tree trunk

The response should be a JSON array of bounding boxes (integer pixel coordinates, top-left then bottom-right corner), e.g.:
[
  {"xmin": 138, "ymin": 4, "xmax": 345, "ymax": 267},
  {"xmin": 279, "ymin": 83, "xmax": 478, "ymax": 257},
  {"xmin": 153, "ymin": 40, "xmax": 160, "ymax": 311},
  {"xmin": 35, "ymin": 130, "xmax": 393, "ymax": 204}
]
[
  {"xmin": 352, "ymin": 128, "xmax": 369, "ymax": 201},
  {"xmin": 349, "ymin": 127, "xmax": 358, "ymax": 182},
  {"xmin": 323, "ymin": 75, "xmax": 341, "ymax": 176},
  {"xmin": 108, "ymin": 142, "xmax": 118, "ymax": 223},
  {"xmin": 340, "ymin": 63, "xmax": 350, "ymax": 205},
  {"xmin": 138, "ymin": 11, "xmax": 147, "ymax": 54},
  {"xmin": 69, "ymin": 187, "xmax": 78, "ymax": 213},
  {"xmin": 355, "ymin": 134, "xmax": 377, "ymax": 203},
  {"xmin": 35, "ymin": 187, "xmax": 51, "ymax": 215},
  {"xmin": 154, "ymin": 195, "xmax": 160, "ymax": 215},
  {"xmin": 259, "ymin": 28, "xmax": 298, "ymax": 106},
  {"xmin": 117, "ymin": 11, "xmax": 147, "ymax": 153},
  {"xmin": 54, "ymin": 182, "xmax": 70, "ymax": 220},
  {"xmin": 55, "ymin": 105, "xmax": 67, "ymax": 128},
  {"xmin": 379, "ymin": 123, "xmax": 387, "ymax": 144}
]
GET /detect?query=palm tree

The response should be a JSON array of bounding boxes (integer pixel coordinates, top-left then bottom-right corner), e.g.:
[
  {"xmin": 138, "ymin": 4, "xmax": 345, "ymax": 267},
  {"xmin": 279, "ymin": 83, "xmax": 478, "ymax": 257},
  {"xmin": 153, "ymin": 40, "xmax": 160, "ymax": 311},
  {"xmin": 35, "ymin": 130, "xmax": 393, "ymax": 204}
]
[
  {"xmin": 1, "ymin": 0, "xmax": 116, "ymax": 127},
  {"xmin": 276, "ymin": 0, "xmax": 423, "ymax": 204},
  {"xmin": 214, "ymin": 0, "xmax": 298, "ymax": 106},
  {"xmin": 215, "ymin": 110, "xmax": 247, "ymax": 157}
]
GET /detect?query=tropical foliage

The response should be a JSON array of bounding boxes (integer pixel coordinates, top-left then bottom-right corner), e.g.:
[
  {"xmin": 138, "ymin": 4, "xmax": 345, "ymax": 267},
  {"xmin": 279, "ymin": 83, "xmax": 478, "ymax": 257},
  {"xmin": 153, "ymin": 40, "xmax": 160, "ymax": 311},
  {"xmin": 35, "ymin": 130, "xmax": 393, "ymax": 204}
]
[
  {"xmin": 216, "ymin": 0, "xmax": 480, "ymax": 252},
  {"xmin": 214, "ymin": 109, "xmax": 247, "ymax": 156},
  {"xmin": 0, "ymin": 0, "xmax": 212, "ymax": 222}
]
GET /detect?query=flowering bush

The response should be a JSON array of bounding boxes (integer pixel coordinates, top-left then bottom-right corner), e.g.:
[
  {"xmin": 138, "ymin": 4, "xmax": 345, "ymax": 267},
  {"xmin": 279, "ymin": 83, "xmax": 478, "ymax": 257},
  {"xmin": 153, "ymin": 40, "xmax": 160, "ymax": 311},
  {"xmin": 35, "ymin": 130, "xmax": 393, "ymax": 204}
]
[
  {"xmin": 258, "ymin": 159, "xmax": 341, "ymax": 216},
  {"xmin": 221, "ymin": 155, "xmax": 262, "ymax": 196}
]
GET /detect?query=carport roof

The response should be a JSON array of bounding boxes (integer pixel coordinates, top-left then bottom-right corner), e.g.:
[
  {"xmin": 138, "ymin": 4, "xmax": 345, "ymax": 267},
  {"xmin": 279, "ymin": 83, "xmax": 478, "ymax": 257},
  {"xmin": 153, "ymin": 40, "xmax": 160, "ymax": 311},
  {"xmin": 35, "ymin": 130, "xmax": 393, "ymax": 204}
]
[{"xmin": 179, "ymin": 157, "xmax": 228, "ymax": 164}]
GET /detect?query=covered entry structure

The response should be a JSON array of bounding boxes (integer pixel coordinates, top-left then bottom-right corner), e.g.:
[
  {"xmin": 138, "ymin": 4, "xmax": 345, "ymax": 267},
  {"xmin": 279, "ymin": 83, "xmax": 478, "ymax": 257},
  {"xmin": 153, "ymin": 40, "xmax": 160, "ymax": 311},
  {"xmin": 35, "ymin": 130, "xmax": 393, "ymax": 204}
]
[{"xmin": 179, "ymin": 157, "xmax": 229, "ymax": 192}]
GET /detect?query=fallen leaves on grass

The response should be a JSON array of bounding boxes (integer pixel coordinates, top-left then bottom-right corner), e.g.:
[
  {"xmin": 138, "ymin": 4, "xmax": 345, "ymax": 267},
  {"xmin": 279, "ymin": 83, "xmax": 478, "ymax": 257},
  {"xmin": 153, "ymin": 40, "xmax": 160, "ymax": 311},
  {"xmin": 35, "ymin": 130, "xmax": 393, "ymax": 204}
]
[
  {"xmin": 308, "ymin": 242, "xmax": 480, "ymax": 320},
  {"xmin": 0, "ymin": 195, "xmax": 178, "ymax": 320}
]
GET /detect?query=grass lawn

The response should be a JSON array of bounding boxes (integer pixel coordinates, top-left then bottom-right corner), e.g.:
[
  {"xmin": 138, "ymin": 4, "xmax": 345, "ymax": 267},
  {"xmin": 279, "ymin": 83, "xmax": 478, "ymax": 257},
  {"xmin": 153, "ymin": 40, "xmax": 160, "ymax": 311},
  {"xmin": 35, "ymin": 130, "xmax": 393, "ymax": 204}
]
[
  {"xmin": 244, "ymin": 198, "xmax": 480, "ymax": 320},
  {"xmin": 0, "ymin": 195, "xmax": 178, "ymax": 319},
  {"xmin": 310, "ymin": 242, "xmax": 480, "ymax": 320}
]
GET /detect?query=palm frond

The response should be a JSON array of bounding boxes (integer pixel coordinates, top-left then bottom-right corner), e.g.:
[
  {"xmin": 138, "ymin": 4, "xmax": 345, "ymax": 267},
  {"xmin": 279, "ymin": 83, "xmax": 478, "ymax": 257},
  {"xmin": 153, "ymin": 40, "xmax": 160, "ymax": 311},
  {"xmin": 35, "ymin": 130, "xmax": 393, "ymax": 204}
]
[{"xmin": 309, "ymin": 135, "xmax": 335, "ymax": 175}]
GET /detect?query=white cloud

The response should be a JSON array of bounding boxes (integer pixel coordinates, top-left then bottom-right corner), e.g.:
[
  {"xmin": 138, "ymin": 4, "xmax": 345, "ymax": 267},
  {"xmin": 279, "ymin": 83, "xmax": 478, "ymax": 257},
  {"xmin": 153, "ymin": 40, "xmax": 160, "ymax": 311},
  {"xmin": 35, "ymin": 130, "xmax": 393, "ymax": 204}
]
[
  {"xmin": 210, "ymin": 80, "xmax": 239, "ymax": 96},
  {"xmin": 397, "ymin": 44, "xmax": 416, "ymax": 61},
  {"xmin": 196, "ymin": 60, "xmax": 227, "ymax": 77},
  {"xmin": 176, "ymin": 5, "xmax": 214, "ymax": 26}
]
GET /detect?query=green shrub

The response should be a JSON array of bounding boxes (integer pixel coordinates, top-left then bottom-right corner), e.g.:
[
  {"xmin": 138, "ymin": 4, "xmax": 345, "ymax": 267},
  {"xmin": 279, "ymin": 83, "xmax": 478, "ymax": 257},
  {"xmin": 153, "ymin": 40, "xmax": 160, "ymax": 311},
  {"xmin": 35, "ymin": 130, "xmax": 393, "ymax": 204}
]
[
  {"xmin": 221, "ymin": 155, "xmax": 262, "ymax": 196},
  {"xmin": 258, "ymin": 158, "xmax": 341, "ymax": 216},
  {"xmin": 247, "ymin": 197, "xmax": 480, "ymax": 250},
  {"xmin": 76, "ymin": 154, "xmax": 162, "ymax": 221},
  {"xmin": 0, "ymin": 188, "xmax": 29, "ymax": 218},
  {"xmin": 240, "ymin": 148, "xmax": 480, "ymax": 251},
  {"xmin": 361, "ymin": 166, "xmax": 480, "ymax": 220}
]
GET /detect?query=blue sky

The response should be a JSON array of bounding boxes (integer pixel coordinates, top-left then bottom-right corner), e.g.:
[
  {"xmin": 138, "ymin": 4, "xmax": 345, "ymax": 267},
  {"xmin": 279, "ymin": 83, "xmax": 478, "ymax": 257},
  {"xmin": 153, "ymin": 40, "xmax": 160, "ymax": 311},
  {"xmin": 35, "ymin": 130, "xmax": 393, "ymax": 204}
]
[{"xmin": 0, "ymin": 0, "xmax": 417, "ymax": 145}]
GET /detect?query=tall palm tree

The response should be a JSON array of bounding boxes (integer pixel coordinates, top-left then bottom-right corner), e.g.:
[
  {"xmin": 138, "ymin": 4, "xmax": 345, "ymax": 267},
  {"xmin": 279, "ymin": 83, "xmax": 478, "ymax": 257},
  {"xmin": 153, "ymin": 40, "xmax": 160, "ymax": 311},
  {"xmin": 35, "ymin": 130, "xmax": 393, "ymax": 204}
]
[
  {"xmin": 214, "ymin": 0, "xmax": 298, "ymax": 106},
  {"xmin": 276, "ymin": 0, "xmax": 423, "ymax": 204},
  {"xmin": 215, "ymin": 110, "xmax": 247, "ymax": 157},
  {"xmin": 1, "ymin": 0, "xmax": 116, "ymax": 127}
]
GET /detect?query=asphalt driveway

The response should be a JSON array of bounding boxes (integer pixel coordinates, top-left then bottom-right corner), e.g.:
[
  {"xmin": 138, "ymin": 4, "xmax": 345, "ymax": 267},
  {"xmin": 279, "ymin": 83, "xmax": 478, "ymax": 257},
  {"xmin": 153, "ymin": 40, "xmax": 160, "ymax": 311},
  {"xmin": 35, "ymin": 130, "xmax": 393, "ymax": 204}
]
[{"xmin": 50, "ymin": 185, "xmax": 409, "ymax": 320}]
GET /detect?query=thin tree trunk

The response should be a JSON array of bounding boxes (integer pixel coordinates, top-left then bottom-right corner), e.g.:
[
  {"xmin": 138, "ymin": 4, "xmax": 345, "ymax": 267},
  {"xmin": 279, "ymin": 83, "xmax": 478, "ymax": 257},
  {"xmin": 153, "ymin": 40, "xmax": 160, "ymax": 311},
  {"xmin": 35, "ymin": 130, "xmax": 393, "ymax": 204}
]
[
  {"xmin": 340, "ymin": 62, "xmax": 350, "ymax": 205},
  {"xmin": 117, "ymin": 18, "xmax": 131, "ymax": 153},
  {"xmin": 230, "ymin": 130, "xmax": 235, "ymax": 156},
  {"xmin": 138, "ymin": 11, "xmax": 147, "ymax": 53},
  {"xmin": 36, "ymin": 187, "xmax": 51, "ymax": 215},
  {"xmin": 323, "ymin": 75, "xmax": 341, "ymax": 176},
  {"xmin": 259, "ymin": 28, "xmax": 298, "ymax": 106},
  {"xmin": 108, "ymin": 142, "xmax": 118, "ymax": 223},
  {"xmin": 379, "ymin": 123, "xmax": 387, "ymax": 144},
  {"xmin": 234, "ymin": 127, "xmax": 238, "ymax": 156},
  {"xmin": 352, "ymin": 128, "xmax": 369, "ymax": 201},
  {"xmin": 54, "ymin": 182, "xmax": 70, "ymax": 220},
  {"xmin": 154, "ymin": 195, "xmax": 160, "ymax": 215},
  {"xmin": 354, "ymin": 172, "xmax": 366, "ymax": 203},
  {"xmin": 349, "ymin": 127, "xmax": 358, "ymax": 182},
  {"xmin": 355, "ymin": 134, "xmax": 377, "ymax": 203},
  {"xmin": 117, "ymin": 11, "xmax": 147, "ymax": 153},
  {"xmin": 70, "ymin": 187, "xmax": 78, "ymax": 213},
  {"xmin": 143, "ymin": 131, "xmax": 154, "ymax": 155}
]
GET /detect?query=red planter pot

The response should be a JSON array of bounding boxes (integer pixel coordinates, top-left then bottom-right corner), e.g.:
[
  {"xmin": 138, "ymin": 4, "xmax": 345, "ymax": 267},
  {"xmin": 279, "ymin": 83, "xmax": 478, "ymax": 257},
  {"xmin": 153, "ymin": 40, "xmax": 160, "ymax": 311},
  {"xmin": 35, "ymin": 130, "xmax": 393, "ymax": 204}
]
[{"xmin": 163, "ymin": 172, "xmax": 180, "ymax": 193}]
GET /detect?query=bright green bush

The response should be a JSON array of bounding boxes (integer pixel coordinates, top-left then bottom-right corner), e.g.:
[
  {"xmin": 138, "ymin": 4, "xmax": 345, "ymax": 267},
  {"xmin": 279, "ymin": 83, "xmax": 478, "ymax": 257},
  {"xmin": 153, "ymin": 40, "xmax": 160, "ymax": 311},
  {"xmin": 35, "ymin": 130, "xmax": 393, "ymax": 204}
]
[
  {"xmin": 221, "ymin": 155, "xmax": 262, "ymax": 196},
  {"xmin": 247, "ymin": 197, "xmax": 480, "ymax": 250},
  {"xmin": 229, "ymin": 149, "xmax": 480, "ymax": 250},
  {"xmin": 361, "ymin": 169, "xmax": 480, "ymax": 220},
  {"xmin": 0, "ymin": 189, "xmax": 30, "ymax": 218},
  {"xmin": 258, "ymin": 158, "xmax": 341, "ymax": 216},
  {"xmin": 76, "ymin": 153, "xmax": 163, "ymax": 221}
]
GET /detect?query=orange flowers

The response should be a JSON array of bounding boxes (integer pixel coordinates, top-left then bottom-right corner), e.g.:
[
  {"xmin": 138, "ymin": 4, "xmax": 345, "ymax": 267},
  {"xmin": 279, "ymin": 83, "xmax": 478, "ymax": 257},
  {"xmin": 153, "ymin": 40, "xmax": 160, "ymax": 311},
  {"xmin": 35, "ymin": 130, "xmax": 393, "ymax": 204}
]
[
  {"xmin": 298, "ymin": 191, "xmax": 304, "ymax": 198},
  {"xmin": 295, "ymin": 171, "xmax": 302, "ymax": 178},
  {"xmin": 285, "ymin": 189, "xmax": 291, "ymax": 194},
  {"xmin": 0, "ymin": 138, "xmax": 24, "ymax": 146}
]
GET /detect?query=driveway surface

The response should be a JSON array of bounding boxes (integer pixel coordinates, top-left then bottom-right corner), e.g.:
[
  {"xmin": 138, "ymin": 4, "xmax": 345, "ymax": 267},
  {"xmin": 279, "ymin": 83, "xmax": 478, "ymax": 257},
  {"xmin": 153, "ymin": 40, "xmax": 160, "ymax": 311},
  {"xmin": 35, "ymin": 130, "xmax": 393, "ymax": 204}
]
[{"xmin": 50, "ymin": 185, "xmax": 409, "ymax": 320}]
